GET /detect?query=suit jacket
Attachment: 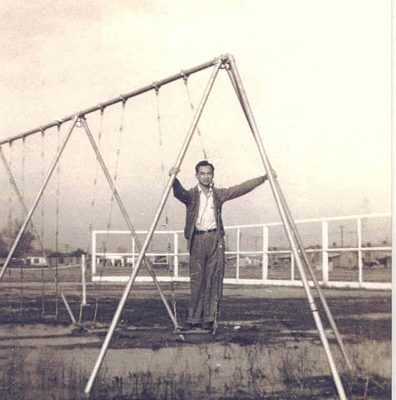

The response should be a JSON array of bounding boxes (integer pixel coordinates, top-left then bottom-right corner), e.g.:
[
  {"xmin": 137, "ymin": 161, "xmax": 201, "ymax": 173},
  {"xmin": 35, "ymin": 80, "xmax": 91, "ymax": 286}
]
[{"xmin": 172, "ymin": 175, "xmax": 266, "ymax": 248}]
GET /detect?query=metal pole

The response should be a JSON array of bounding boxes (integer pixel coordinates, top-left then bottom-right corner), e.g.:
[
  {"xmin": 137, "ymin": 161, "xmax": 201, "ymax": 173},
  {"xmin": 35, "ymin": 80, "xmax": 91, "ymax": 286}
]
[
  {"xmin": 0, "ymin": 58, "xmax": 220, "ymax": 146},
  {"xmin": 0, "ymin": 146, "xmax": 76, "ymax": 323},
  {"xmin": 291, "ymin": 253, "xmax": 295, "ymax": 281},
  {"xmin": 226, "ymin": 54, "xmax": 347, "ymax": 399},
  {"xmin": 0, "ymin": 117, "xmax": 78, "ymax": 283},
  {"xmin": 84, "ymin": 58, "xmax": 222, "ymax": 395},
  {"xmin": 60, "ymin": 292, "xmax": 76, "ymax": 324}
]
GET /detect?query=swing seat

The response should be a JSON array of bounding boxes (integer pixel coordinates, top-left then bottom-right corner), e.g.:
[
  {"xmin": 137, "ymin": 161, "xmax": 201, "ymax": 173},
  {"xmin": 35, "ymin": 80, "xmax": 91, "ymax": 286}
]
[
  {"xmin": 40, "ymin": 314, "xmax": 59, "ymax": 323},
  {"xmin": 70, "ymin": 321, "xmax": 108, "ymax": 335},
  {"xmin": 174, "ymin": 326, "xmax": 212, "ymax": 334},
  {"xmin": 174, "ymin": 328, "xmax": 211, "ymax": 334}
]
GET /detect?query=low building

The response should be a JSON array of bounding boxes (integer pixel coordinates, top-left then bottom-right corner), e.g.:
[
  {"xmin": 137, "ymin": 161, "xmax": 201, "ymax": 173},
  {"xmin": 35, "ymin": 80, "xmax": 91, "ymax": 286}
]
[{"xmin": 26, "ymin": 255, "xmax": 46, "ymax": 266}]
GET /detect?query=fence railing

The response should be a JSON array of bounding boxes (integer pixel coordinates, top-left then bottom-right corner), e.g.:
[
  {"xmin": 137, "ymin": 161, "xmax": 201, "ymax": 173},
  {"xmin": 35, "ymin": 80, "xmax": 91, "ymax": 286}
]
[{"xmin": 92, "ymin": 212, "xmax": 391, "ymax": 290}]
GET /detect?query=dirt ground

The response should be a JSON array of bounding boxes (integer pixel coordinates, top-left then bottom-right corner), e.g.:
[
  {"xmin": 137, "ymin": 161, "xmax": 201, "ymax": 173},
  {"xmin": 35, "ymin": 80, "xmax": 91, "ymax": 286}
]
[
  {"xmin": 0, "ymin": 283, "xmax": 391, "ymax": 347},
  {"xmin": 0, "ymin": 283, "xmax": 391, "ymax": 399}
]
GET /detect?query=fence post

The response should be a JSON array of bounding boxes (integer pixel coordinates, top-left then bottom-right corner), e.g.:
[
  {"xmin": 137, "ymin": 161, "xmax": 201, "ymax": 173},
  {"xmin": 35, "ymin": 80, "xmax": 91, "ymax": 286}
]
[
  {"xmin": 81, "ymin": 254, "xmax": 87, "ymax": 306},
  {"xmin": 92, "ymin": 231, "xmax": 96, "ymax": 278},
  {"xmin": 236, "ymin": 227, "xmax": 241, "ymax": 281},
  {"xmin": 291, "ymin": 253, "xmax": 295, "ymax": 281},
  {"xmin": 322, "ymin": 220, "xmax": 329, "ymax": 284},
  {"xmin": 357, "ymin": 218, "xmax": 363, "ymax": 285},
  {"xmin": 262, "ymin": 225, "xmax": 269, "ymax": 280},
  {"xmin": 173, "ymin": 232, "xmax": 179, "ymax": 278},
  {"xmin": 132, "ymin": 237, "xmax": 136, "ymax": 268}
]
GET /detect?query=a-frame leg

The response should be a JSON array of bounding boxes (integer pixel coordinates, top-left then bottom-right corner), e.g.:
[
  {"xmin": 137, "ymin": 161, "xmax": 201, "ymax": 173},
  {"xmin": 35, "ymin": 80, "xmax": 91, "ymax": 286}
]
[
  {"xmin": 0, "ymin": 146, "xmax": 76, "ymax": 324},
  {"xmin": 225, "ymin": 60, "xmax": 352, "ymax": 370},
  {"xmin": 226, "ymin": 54, "xmax": 347, "ymax": 400},
  {"xmin": 84, "ymin": 58, "xmax": 223, "ymax": 395},
  {"xmin": 0, "ymin": 117, "xmax": 79, "ymax": 324}
]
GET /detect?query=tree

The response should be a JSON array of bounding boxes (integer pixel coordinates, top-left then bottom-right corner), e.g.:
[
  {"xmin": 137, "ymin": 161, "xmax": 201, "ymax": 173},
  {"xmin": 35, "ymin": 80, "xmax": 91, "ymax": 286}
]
[{"xmin": 0, "ymin": 219, "xmax": 35, "ymax": 258}]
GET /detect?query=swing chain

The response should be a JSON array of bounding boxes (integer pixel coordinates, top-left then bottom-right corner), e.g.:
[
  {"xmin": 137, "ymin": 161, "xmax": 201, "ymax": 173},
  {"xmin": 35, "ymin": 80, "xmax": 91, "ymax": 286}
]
[
  {"xmin": 86, "ymin": 107, "xmax": 105, "ymax": 322},
  {"xmin": 54, "ymin": 122, "xmax": 63, "ymax": 318},
  {"xmin": 40, "ymin": 129, "xmax": 45, "ymax": 273},
  {"xmin": 7, "ymin": 141, "xmax": 13, "ymax": 239},
  {"xmin": 21, "ymin": 137, "xmax": 26, "ymax": 200},
  {"xmin": 182, "ymin": 75, "xmax": 208, "ymax": 160}
]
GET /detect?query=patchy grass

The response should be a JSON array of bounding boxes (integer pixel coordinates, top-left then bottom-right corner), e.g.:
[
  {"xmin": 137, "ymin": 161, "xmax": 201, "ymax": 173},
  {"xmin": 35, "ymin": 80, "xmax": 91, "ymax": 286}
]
[
  {"xmin": 0, "ymin": 286, "xmax": 391, "ymax": 399},
  {"xmin": 0, "ymin": 348, "xmax": 391, "ymax": 400}
]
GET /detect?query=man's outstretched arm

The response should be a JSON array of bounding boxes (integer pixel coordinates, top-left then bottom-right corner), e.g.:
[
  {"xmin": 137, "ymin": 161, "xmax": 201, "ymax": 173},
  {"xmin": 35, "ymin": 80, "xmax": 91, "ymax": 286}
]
[{"xmin": 219, "ymin": 171, "xmax": 275, "ymax": 203}]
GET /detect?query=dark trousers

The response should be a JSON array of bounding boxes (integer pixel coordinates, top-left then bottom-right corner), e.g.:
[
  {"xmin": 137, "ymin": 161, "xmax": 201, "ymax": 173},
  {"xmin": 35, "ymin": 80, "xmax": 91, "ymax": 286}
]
[{"xmin": 187, "ymin": 231, "xmax": 225, "ymax": 324}]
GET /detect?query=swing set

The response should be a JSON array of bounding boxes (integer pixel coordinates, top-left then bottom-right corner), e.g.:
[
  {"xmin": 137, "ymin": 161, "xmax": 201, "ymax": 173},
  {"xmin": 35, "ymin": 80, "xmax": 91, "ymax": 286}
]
[{"xmin": 0, "ymin": 54, "xmax": 352, "ymax": 399}]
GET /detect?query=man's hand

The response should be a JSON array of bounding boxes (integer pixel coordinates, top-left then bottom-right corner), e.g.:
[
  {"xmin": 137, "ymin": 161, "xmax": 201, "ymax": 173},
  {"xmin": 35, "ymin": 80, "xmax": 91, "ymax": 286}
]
[
  {"xmin": 169, "ymin": 166, "xmax": 180, "ymax": 176},
  {"xmin": 265, "ymin": 169, "xmax": 277, "ymax": 180}
]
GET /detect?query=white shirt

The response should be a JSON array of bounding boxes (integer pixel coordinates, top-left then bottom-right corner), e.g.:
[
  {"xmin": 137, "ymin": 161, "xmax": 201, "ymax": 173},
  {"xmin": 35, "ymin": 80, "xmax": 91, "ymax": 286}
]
[{"xmin": 195, "ymin": 185, "xmax": 216, "ymax": 230}]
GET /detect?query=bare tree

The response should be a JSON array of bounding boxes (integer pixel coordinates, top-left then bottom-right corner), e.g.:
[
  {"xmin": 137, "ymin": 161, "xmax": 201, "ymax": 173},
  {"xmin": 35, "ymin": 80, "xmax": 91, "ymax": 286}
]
[{"xmin": 1, "ymin": 219, "xmax": 35, "ymax": 259}]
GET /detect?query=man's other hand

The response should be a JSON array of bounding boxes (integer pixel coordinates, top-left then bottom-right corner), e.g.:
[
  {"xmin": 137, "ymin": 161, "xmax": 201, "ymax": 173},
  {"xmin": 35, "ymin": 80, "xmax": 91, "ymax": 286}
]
[{"xmin": 169, "ymin": 166, "xmax": 180, "ymax": 176}]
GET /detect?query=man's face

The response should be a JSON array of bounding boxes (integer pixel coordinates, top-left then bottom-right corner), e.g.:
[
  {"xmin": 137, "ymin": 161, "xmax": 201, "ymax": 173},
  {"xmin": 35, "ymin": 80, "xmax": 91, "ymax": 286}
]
[{"xmin": 196, "ymin": 165, "xmax": 214, "ymax": 188}]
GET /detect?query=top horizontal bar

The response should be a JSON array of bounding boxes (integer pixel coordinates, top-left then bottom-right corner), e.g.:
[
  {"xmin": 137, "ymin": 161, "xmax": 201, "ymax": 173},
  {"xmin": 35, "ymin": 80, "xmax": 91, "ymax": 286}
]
[
  {"xmin": 224, "ymin": 212, "xmax": 391, "ymax": 229},
  {"xmin": 0, "ymin": 54, "xmax": 231, "ymax": 146},
  {"xmin": 93, "ymin": 212, "xmax": 390, "ymax": 234}
]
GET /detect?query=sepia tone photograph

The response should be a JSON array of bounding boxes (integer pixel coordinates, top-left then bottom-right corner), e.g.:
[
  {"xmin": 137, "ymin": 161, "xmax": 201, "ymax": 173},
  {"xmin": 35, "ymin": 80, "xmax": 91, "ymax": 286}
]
[{"xmin": 0, "ymin": 1, "xmax": 391, "ymax": 399}]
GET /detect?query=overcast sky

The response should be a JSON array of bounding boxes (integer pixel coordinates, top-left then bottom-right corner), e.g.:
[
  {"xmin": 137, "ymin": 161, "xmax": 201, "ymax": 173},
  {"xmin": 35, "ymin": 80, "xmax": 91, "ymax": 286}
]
[{"xmin": 0, "ymin": 1, "xmax": 390, "ymax": 250}]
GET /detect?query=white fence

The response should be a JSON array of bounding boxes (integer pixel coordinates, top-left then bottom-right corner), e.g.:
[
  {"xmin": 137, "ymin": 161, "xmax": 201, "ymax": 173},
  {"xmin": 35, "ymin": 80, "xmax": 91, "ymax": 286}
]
[{"xmin": 92, "ymin": 213, "xmax": 391, "ymax": 290}]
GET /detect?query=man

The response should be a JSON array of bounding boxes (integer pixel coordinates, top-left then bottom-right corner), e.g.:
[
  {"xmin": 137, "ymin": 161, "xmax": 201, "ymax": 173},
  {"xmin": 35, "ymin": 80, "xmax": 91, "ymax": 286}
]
[{"xmin": 170, "ymin": 160, "xmax": 270, "ymax": 333}]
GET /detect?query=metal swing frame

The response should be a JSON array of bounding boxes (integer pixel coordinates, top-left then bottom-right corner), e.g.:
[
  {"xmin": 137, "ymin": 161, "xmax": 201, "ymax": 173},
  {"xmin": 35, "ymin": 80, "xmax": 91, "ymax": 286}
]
[
  {"xmin": 0, "ymin": 54, "xmax": 350, "ymax": 399},
  {"xmin": 85, "ymin": 55, "xmax": 351, "ymax": 399}
]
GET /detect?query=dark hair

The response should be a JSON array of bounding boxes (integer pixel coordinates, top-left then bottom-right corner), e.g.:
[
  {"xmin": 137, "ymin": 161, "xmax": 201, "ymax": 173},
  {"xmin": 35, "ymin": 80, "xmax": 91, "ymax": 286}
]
[{"xmin": 195, "ymin": 160, "xmax": 214, "ymax": 174}]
